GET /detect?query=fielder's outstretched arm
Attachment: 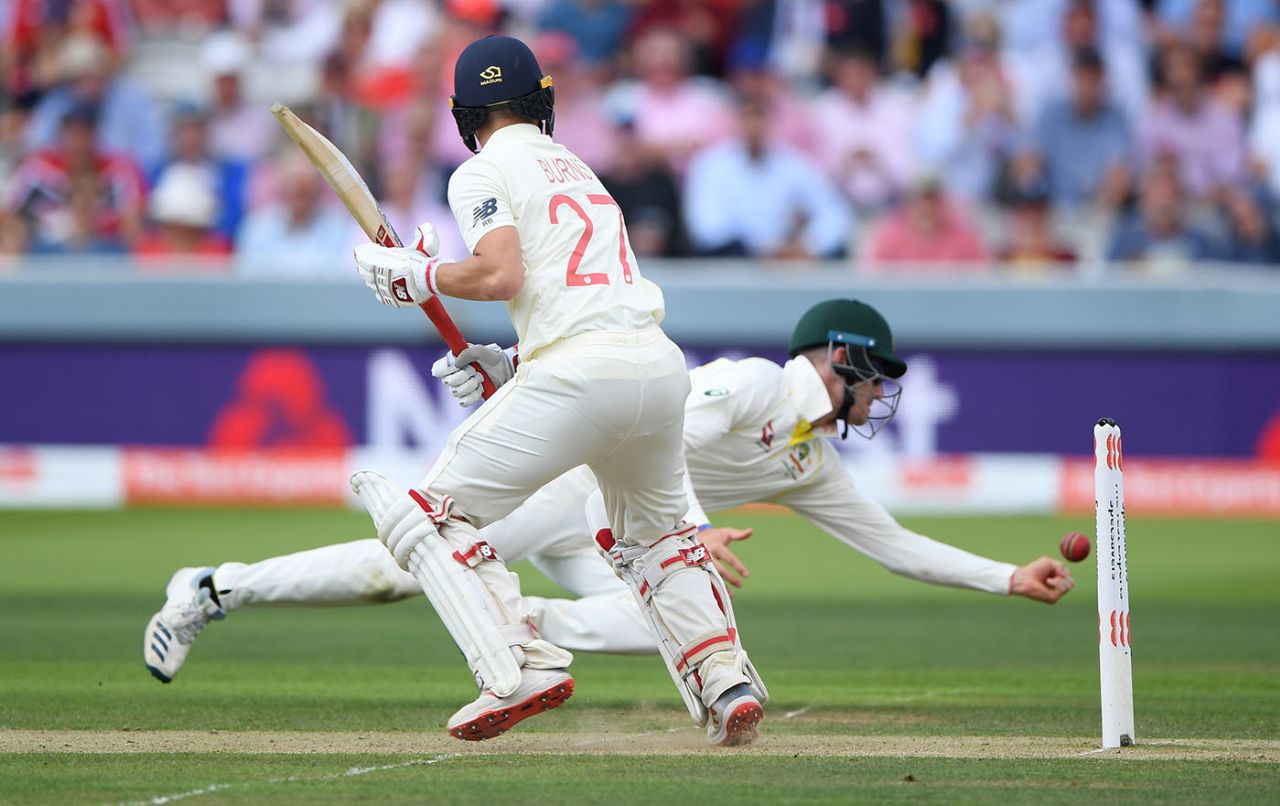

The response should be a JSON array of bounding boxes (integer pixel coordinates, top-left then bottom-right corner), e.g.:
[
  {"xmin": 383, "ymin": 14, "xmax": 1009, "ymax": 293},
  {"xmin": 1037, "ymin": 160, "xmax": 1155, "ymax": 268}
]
[{"xmin": 779, "ymin": 457, "xmax": 1071, "ymax": 601}]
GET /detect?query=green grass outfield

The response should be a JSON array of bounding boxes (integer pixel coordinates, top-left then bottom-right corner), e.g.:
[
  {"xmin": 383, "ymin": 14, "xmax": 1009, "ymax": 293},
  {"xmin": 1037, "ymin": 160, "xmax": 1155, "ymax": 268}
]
[{"xmin": 1, "ymin": 507, "xmax": 1277, "ymax": 803}]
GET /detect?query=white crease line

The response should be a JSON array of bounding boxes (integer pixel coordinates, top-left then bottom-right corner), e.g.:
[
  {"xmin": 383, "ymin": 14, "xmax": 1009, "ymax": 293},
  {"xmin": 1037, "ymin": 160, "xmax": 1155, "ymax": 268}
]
[
  {"xmin": 784, "ymin": 706, "xmax": 813, "ymax": 719},
  {"xmin": 130, "ymin": 752, "xmax": 460, "ymax": 805}
]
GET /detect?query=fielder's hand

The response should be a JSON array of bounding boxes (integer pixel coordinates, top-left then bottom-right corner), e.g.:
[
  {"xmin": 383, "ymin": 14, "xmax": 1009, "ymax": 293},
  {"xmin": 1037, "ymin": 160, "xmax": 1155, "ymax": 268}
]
[
  {"xmin": 1009, "ymin": 556, "xmax": 1075, "ymax": 603},
  {"xmin": 353, "ymin": 223, "xmax": 442, "ymax": 308},
  {"xmin": 699, "ymin": 526, "xmax": 753, "ymax": 594},
  {"xmin": 431, "ymin": 343, "xmax": 517, "ymax": 407}
]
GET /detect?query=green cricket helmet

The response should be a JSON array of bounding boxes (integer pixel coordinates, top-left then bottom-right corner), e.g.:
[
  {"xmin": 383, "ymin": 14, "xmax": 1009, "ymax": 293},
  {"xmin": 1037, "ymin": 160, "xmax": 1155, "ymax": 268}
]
[{"xmin": 788, "ymin": 299, "xmax": 907, "ymax": 439}]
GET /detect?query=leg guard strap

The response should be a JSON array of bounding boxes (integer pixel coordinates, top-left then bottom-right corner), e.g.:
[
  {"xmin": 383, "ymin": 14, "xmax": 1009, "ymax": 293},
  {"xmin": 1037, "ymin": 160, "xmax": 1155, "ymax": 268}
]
[{"xmin": 677, "ymin": 630, "xmax": 736, "ymax": 674}]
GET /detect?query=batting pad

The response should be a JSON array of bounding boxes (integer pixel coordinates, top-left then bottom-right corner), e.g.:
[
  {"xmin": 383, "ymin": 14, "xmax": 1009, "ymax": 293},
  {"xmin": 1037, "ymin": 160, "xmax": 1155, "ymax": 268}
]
[
  {"xmin": 585, "ymin": 491, "xmax": 768, "ymax": 725},
  {"xmin": 351, "ymin": 471, "xmax": 526, "ymax": 698}
]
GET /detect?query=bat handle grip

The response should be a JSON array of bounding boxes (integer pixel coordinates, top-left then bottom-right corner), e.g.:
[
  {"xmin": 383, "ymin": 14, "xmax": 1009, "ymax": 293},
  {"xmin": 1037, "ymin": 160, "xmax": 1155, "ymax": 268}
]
[{"xmin": 418, "ymin": 297, "xmax": 498, "ymax": 399}]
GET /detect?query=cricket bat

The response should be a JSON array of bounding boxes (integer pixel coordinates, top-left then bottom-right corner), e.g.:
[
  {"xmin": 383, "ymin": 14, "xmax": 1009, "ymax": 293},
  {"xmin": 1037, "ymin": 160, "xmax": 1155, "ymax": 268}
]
[{"xmin": 271, "ymin": 103, "xmax": 495, "ymax": 399}]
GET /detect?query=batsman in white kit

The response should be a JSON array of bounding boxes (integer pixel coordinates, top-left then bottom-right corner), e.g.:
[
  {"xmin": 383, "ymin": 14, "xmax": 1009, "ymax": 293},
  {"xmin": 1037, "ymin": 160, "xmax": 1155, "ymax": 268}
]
[
  {"xmin": 145, "ymin": 299, "xmax": 1077, "ymax": 737},
  {"xmin": 293, "ymin": 35, "xmax": 761, "ymax": 745}
]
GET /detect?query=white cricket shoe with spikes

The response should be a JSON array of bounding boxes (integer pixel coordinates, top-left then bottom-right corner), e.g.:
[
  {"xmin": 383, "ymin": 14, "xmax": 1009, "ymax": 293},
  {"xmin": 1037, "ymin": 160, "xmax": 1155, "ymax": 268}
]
[
  {"xmin": 143, "ymin": 567, "xmax": 225, "ymax": 683},
  {"xmin": 706, "ymin": 683, "xmax": 763, "ymax": 747},
  {"xmin": 446, "ymin": 667, "xmax": 574, "ymax": 741}
]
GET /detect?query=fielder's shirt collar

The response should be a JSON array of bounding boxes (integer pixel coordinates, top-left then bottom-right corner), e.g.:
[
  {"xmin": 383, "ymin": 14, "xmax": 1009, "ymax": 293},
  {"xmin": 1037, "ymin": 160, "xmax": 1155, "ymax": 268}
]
[{"xmin": 785, "ymin": 354, "xmax": 835, "ymax": 427}]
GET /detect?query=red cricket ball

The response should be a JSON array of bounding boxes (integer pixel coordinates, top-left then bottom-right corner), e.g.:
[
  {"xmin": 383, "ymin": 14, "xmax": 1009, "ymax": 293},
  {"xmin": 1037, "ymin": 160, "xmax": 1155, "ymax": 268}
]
[{"xmin": 1060, "ymin": 531, "xmax": 1091, "ymax": 563}]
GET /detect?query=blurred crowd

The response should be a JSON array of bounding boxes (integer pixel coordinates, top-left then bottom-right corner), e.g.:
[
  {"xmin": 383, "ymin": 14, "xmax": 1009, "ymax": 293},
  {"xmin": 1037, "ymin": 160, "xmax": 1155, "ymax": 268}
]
[{"xmin": 4, "ymin": 0, "xmax": 1280, "ymax": 275}]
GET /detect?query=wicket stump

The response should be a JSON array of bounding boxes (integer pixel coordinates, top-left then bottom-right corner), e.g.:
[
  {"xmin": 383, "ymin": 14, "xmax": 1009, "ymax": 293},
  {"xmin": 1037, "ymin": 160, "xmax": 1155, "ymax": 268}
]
[{"xmin": 1095, "ymin": 417, "xmax": 1135, "ymax": 748}]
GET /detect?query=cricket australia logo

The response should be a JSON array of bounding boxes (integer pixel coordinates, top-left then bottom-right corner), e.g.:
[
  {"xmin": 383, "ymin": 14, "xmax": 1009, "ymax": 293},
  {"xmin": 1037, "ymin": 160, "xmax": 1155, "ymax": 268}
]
[
  {"xmin": 782, "ymin": 442, "xmax": 813, "ymax": 480},
  {"xmin": 479, "ymin": 66, "xmax": 503, "ymax": 85},
  {"xmin": 473, "ymin": 197, "xmax": 499, "ymax": 225}
]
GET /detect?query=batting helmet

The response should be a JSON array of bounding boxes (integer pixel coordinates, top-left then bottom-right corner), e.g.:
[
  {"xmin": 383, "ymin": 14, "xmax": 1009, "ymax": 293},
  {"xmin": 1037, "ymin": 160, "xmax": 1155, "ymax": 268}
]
[{"xmin": 450, "ymin": 35, "xmax": 555, "ymax": 153}]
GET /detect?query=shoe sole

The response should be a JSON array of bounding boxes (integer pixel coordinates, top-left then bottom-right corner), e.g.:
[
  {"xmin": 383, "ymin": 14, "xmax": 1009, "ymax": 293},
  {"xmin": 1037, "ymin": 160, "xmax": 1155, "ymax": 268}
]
[
  {"xmin": 448, "ymin": 678, "xmax": 575, "ymax": 742},
  {"xmin": 713, "ymin": 700, "xmax": 763, "ymax": 747},
  {"xmin": 145, "ymin": 664, "xmax": 173, "ymax": 684}
]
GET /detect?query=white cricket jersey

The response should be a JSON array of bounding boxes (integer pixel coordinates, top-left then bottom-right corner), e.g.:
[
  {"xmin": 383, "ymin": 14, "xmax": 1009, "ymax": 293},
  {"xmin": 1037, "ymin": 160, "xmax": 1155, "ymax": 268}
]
[
  {"xmin": 681, "ymin": 355, "xmax": 1017, "ymax": 595},
  {"xmin": 447, "ymin": 123, "xmax": 666, "ymax": 359},
  {"xmin": 681, "ymin": 354, "xmax": 843, "ymax": 512}
]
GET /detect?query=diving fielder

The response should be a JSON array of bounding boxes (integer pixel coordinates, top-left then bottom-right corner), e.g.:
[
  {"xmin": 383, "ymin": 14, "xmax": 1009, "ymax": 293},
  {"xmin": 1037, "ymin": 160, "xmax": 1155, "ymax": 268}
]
[
  {"xmin": 144, "ymin": 299, "xmax": 1075, "ymax": 723},
  {"xmin": 332, "ymin": 34, "xmax": 761, "ymax": 745}
]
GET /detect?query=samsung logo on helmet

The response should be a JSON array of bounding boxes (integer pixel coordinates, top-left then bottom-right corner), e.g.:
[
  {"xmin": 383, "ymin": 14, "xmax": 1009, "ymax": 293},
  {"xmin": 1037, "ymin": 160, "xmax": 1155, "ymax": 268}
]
[{"xmin": 479, "ymin": 66, "xmax": 503, "ymax": 85}]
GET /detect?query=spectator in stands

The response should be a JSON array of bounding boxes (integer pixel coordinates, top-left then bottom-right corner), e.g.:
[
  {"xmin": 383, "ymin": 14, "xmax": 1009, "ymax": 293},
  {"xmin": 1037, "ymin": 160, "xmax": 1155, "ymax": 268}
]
[
  {"xmin": 825, "ymin": 0, "xmax": 888, "ymax": 69},
  {"xmin": 628, "ymin": 0, "xmax": 741, "ymax": 77},
  {"xmin": 726, "ymin": 40, "xmax": 817, "ymax": 158},
  {"xmin": 812, "ymin": 46, "xmax": 916, "ymax": 216},
  {"xmin": 5, "ymin": 0, "xmax": 131, "ymax": 96},
  {"xmin": 860, "ymin": 175, "xmax": 990, "ymax": 268},
  {"xmin": 683, "ymin": 97, "xmax": 850, "ymax": 260},
  {"xmin": 1151, "ymin": 0, "xmax": 1277, "ymax": 61},
  {"xmin": 134, "ymin": 163, "xmax": 232, "ymax": 263},
  {"xmin": 150, "ymin": 103, "xmax": 249, "ymax": 242},
  {"xmin": 1006, "ymin": 0, "xmax": 1148, "ymax": 130},
  {"xmin": 228, "ymin": 0, "xmax": 342, "ymax": 66},
  {"xmin": 892, "ymin": 0, "xmax": 954, "ymax": 79},
  {"xmin": 201, "ymin": 32, "xmax": 278, "ymax": 165},
  {"xmin": 531, "ymin": 33, "xmax": 619, "ymax": 174},
  {"xmin": 537, "ymin": 0, "xmax": 635, "ymax": 67},
  {"xmin": 998, "ymin": 178, "xmax": 1078, "ymax": 268},
  {"xmin": 600, "ymin": 120, "xmax": 687, "ymax": 258},
  {"xmin": 1139, "ymin": 42, "xmax": 1246, "ymax": 202},
  {"xmin": 1187, "ymin": 0, "xmax": 1247, "ymax": 85},
  {"xmin": 236, "ymin": 152, "xmax": 350, "ymax": 275},
  {"xmin": 1219, "ymin": 186, "xmax": 1280, "ymax": 264},
  {"xmin": 615, "ymin": 28, "xmax": 734, "ymax": 174},
  {"xmin": 1249, "ymin": 50, "xmax": 1280, "ymax": 200},
  {"xmin": 0, "ymin": 91, "xmax": 38, "ymax": 191},
  {"xmin": 990, "ymin": 0, "xmax": 1145, "ymax": 59},
  {"xmin": 1030, "ymin": 46, "xmax": 1132, "ymax": 211},
  {"xmin": 1107, "ymin": 165, "xmax": 1217, "ymax": 270},
  {"xmin": 915, "ymin": 13, "xmax": 1021, "ymax": 201},
  {"xmin": 129, "ymin": 0, "xmax": 226, "ymax": 36},
  {"xmin": 2, "ymin": 101, "xmax": 146, "ymax": 254},
  {"xmin": 24, "ymin": 34, "xmax": 166, "ymax": 171}
]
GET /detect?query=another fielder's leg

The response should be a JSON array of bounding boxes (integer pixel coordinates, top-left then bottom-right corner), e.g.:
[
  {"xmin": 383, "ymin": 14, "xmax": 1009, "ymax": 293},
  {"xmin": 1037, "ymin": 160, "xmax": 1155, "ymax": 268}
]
[{"xmin": 142, "ymin": 540, "xmax": 419, "ymax": 683}]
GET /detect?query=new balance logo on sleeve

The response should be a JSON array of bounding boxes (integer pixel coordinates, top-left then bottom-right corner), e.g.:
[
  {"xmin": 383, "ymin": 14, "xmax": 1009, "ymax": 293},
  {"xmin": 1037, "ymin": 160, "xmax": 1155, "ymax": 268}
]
[{"xmin": 473, "ymin": 198, "xmax": 499, "ymax": 225}]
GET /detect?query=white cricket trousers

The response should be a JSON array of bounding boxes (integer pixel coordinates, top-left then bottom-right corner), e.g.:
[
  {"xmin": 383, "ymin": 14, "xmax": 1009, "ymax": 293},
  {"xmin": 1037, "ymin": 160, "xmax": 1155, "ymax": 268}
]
[
  {"xmin": 422, "ymin": 326, "xmax": 690, "ymax": 545},
  {"xmin": 416, "ymin": 326, "xmax": 750, "ymax": 701}
]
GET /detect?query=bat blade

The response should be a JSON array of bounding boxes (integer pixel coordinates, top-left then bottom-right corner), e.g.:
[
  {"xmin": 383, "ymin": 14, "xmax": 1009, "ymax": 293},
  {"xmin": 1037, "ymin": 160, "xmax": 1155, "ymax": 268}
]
[
  {"xmin": 270, "ymin": 103, "xmax": 400, "ymax": 247},
  {"xmin": 271, "ymin": 103, "xmax": 495, "ymax": 398}
]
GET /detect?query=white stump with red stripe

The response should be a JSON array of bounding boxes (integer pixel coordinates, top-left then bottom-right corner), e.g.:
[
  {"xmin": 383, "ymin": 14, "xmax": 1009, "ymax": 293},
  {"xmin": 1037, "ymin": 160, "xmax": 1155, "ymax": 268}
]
[{"xmin": 1095, "ymin": 418, "xmax": 1135, "ymax": 748}]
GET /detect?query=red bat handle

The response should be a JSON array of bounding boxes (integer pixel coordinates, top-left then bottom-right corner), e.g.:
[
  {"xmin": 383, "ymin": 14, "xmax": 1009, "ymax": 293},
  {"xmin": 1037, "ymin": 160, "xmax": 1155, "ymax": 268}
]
[{"xmin": 418, "ymin": 296, "xmax": 498, "ymax": 399}]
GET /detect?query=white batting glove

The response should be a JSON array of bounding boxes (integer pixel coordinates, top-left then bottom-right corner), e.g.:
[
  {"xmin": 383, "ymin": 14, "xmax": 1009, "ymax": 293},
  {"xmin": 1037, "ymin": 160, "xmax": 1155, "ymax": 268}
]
[
  {"xmin": 353, "ymin": 224, "xmax": 442, "ymax": 308},
  {"xmin": 430, "ymin": 343, "xmax": 517, "ymax": 407}
]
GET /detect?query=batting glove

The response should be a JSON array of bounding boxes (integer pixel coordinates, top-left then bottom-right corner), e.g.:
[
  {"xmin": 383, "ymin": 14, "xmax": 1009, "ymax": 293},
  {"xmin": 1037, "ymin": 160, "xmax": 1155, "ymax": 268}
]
[
  {"xmin": 431, "ymin": 343, "xmax": 517, "ymax": 407},
  {"xmin": 353, "ymin": 224, "xmax": 442, "ymax": 308}
]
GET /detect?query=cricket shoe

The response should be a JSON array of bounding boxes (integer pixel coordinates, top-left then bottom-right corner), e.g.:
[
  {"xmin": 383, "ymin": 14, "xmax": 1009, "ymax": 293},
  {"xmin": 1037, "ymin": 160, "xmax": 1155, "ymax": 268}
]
[
  {"xmin": 143, "ymin": 567, "xmax": 225, "ymax": 683},
  {"xmin": 446, "ymin": 667, "xmax": 574, "ymax": 741},
  {"xmin": 706, "ymin": 683, "xmax": 763, "ymax": 747}
]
